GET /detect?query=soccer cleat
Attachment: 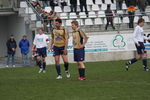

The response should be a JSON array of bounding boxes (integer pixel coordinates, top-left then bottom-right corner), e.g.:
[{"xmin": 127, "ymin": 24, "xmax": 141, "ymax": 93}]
[
  {"xmin": 38, "ymin": 68, "xmax": 43, "ymax": 73},
  {"xmin": 43, "ymin": 70, "xmax": 46, "ymax": 73},
  {"xmin": 144, "ymin": 67, "xmax": 149, "ymax": 71},
  {"xmin": 65, "ymin": 71, "xmax": 71, "ymax": 78},
  {"xmin": 56, "ymin": 75, "xmax": 62, "ymax": 79},
  {"xmin": 125, "ymin": 63, "xmax": 129, "ymax": 71},
  {"xmin": 76, "ymin": 77, "xmax": 86, "ymax": 80},
  {"xmin": 12, "ymin": 65, "xmax": 15, "ymax": 68}
]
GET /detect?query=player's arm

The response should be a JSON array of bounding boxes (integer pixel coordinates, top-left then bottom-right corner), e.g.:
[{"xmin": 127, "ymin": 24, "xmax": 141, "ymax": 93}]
[
  {"xmin": 64, "ymin": 29, "xmax": 69, "ymax": 50},
  {"xmin": 133, "ymin": 27, "xmax": 140, "ymax": 46},
  {"xmin": 49, "ymin": 31, "xmax": 54, "ymax": 51},
  {"xmin": 80, "ymin": 30, "xmax": 89, "ymax": 48}
]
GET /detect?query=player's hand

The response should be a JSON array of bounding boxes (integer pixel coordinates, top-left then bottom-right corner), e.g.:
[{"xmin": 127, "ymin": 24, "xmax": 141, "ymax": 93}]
[
  {"xmin": 80, "ymin": 44, "xmax": 85, "ymax": 48},
  {"xmin": 63, "ymin": 49, "xmax": 67, "ymax": 55},
  {"xmin": 136, "ymin": 43, "xmax": 140, "ymax": 47},
  {"xmin": 12, "ymin": 48, "xmax": 15, "ymax": 51},
  {"xmin": 48, "ymin": 48, "xmax": 53, "ymax": 52}
]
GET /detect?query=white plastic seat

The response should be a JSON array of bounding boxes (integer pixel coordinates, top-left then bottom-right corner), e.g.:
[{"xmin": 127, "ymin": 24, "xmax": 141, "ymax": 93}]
[
  {"xmin": 44, "ymin": 7, "xmax": 51, "ymax": 13},
  {"xmin": 31, "ymin": 14, "xmax": 37, "ymax": 21},
  {"xmin": 55, "ymin": 6, "xmax": 62, "ymax": 12},
  {"xmin": 114, "ymin": 17, "xmax": 122, "ymax": 24},
  {"xmin": 79, "ymin": 12, "xmax": 87, "ymax": 18},
  {"xmin": 64, "ymin": 6, "xmax": 71, "ymax": 12},
  {"xmin": 103, "ymin": 18, "xmax": 107, "ymax": 24},
  {"xmin": 117, "ymin": 10, "xmax": 124, "ymax": 15},
  {"xmin": 36, "ymin": 21, "xmax": 42, "ymax": 28},
  {"xmin": 60, "ymin": 13, "xmax": 68, "ymax": 19},
  {"xmin": 85, "ymin": 19, "xmax": 93, "ymax": 25},
  {"xmin": 66, "ymin": 20, "xmax": 73, "ymax": 26},
  {"xmin": 94, "ymin": 18, "xmax": 103, "ymax": 25},
  {"xmin": 89, "ymin": 12, "xmax": 97, "ymax": 18},
  {"xmin": 98, "ymin": 11, "xmax": 106, "ymax": 18},
  {"xmin": 134, "ymin": 16, "xmax": 139, "ymax": 23},
  {"xmin": 111, "ymin": 4, "xmax": 116, "ymax": 10},
  {"xmin": 122, "ymin": 3, "xmax": 127, "ymax": 10},
  {"xmin": 142, "ymin": 16, "xmax": 150, "ymax": 22},
  {"xmin": 96, "ymin": 0, "xmax": 103, "ymax": 5},
  {"xmin": 92, "ymin": 4, "xmax": 100, "ymax": 11},
  {"xmin": 25, "ymin": 7, "xmax": 34, "ymax": 14},
  {"xmin": 101, "ymin": 4, "xmax": 107, "ymax": 10},
  {"xmin": 87, "ymin": 0, "xmax": 93, "ymax": 5},
  {"xmin": 69, "ymin": 13, "xmax": 77, "ymax": 19},
  {"xmin": 123, "ymin": 17, "xmax": 129, "ymax": 24},
  {"xmin": 76, "ymin": 19, "xmax": 84, "ymax": 26},
  {"xmin": 20, "ymin": 1, "xmax": 28, "ymax": 8},
  {"xmin": 105, "ymin": 0, "xmax": 112, "ymax": 4}
]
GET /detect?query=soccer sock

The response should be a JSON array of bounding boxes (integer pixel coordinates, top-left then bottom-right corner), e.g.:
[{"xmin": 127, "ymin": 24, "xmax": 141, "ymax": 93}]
[
  {"xmin": 142, "ymin": 58, "xmax": 147, "ymax": 69},
  {"xmin": 64, "ymin": 63, "xmax": 69, "ymax": 72},
  {"xmin": 37, "ymin": 61, "xmax": 42, "ymax": 68},
  {"xmin": 56, "ymin": 64, "xmax": 61, "ymax": 76},
  {"xmin": 43, "ymin": 62, "xmax": 46, "ymax": 70},
  {"xmin": 127, "ymin": 58, "xmax": 137, "ymax": 65},
  {"xmin": 81, "ymin": 68, "xmax": 85, "ymax": 77},
  {"xmin": 78, "ymin": 68, "xmax": 82, "ymax": 77}
]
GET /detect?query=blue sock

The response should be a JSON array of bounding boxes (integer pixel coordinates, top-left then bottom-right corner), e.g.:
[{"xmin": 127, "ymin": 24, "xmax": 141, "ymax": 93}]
[
  {"xmin": 127, "ymin": 58, "xmax": 137, "ymax": 65},
  {"xmin": 56, "ymin": 64, "xmax": 61, "ymax": 76},
  {"xmin": 142, "ymin": 58, "xmax": 147, "ymax": 69}
]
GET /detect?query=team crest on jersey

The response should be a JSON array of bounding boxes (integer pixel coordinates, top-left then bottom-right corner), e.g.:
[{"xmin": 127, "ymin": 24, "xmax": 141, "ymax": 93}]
[{"xmin": 55, "ymin": 32, "xmax": 62, "ymax": 41}]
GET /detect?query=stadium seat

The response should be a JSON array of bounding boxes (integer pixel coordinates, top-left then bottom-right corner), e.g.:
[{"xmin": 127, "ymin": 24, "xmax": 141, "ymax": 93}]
[
  {"xmin": 44, "ymin": 7, "xmax": 51, "ymax": 13},
  {"xmin": 79, "ymin": 12, "xmax": 87, "ymax": 19},
  {"xmin": 31, "ymin": 14, "xmax": 37, "ymax": 21},
  {"xmin": 122, "ymin": 3, "xmax": 127, "ymax": 10},
  {"xmin": 55, "ymin": 6, "xmax": 62, "ymax": 13},
  {"xmin": 87, "ymin": 0, "xmax": 93, "ymax": 5},
  {"xmin": 36, "ymin": 21, "xmax": 42, "ymax": 27},
  {"xmin": 64, "ymin": 6, "xmax": 71, "ymax": 12},
  {"xmin": 60, "ymin": 13, "xmax": 68, "ymax": 19},
  {"xmin": 25, "ymin": 7, "xmax": 34, "ymax": 14},
  {"xmin": 77, "ymin": 0, "xmax": 80, "ymax": 5},
  {"xmin": 123, "ymin": 17, "xmax": 129, "ymax": 24},
  {"xmin": 85, "ymin": 19, "xmax": 93, "ymax": 25},
  {"xmin": 66, "ymin": 20, "xmax": 73, "ymax": 26},
  {"xmin": 92, "ymin": 4, "xmax": 100, "ymax": 11},
  {"xmin": 142, "ymin": 16, "xmax": 150, "ymax": 22},
  {"xmin": 134, "ymin": 16, "xmax": 139, "ymax": 23},
  {"xmin": 20, "ymin": 2, "xmax": 28, "ymax": 8},
  {"xmin": 96, "ymin": 0, "xmax": 103, "ymax": 5},
  {"xmin": 111, "ymin": 4, "xmax": 116, "ymax": 10},
  {"xmin": 98, "ymin": 11, "xmax": 106, "ymax": 18},
  {"xmin": 103, "ymin": 18, "xmax": 107, "ymax": 24},
  {"xmin": 89, "ymin": 12, "xmax": 97, "ymax": 18},
  {"xmin": 101, "ymin": 4, "xmax": 107, "ymax": 10},
  {"xmin": 114, "ymin": 17, "xmax": 122, "ymax": 24},
  {"xmin": 69, "ymin": 13, "xmax": 77, "ymax": 19},
  {"xmin": 117, "ymin": 10, "xmax": 124, "ymax": 15},
  {"xmin": 105, "ymin": 0, "xmax": 112, "ymax": 4},
  {"xmin": 94, "ymin": 18, "xmax": 103, "ymax": 25},
  {"xmin": 76, "ymin": 19, "xmax": 84, "ymax": 26}
]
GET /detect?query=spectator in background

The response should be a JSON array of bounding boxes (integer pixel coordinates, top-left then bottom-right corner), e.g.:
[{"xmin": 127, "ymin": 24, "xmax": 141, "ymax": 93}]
[
  {"xmin": 116, "ymin": 0, "xmax": 124, "ymax": 10},
  {"xmin": 49, "ymin": 0, "xmax": 55, "ymax": 11},
  {"xmin": 93, "ymin": 0, "xmax": 95, "ymax": 4},
  {"xmin": 60, "ymin": 0, "xmax": 67, "ymax": 11},
  {"xmin": 127, "ymin": 0, "xmax": 137, "ymax": 28},
  {"xmin": 19, "ymin": 35, "xmax": 30, "ymax": 66},
  {"xmin": 137, "ymin": 0, "xmax": 147, "ymax": 15},
  {"xmin": 102, "ymin": 0, "xmax": 105, "ymax": 3},
  {"xmin": 105, "ymin": 4, "xmax": 115, "ymax": 30},
  {"xmin": 79, "ymin": 0, "xmax": 88, "ymax": 16},
  {"xmin": 6, "ymin": 35, "xmax": 17, "ymax": 68},
  {"xmin": 70, "ymin": 0, "xmax": 77, "ymax": 12},
  {"xmin": 40, "ymin": 0, "xmax": 48, "ymax": 7}
]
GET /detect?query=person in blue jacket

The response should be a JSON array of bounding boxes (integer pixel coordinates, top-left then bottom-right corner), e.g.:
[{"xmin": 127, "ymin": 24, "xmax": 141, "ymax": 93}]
[{"xmin": 19, "ymin": 35, "xmax": 30, "ymax": 66}]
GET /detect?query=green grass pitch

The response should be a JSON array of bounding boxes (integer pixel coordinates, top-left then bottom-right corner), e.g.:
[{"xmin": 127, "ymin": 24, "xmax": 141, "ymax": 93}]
[{"xmin": 0, "ymin": 60, "xmax": 150, "ymax": 100}]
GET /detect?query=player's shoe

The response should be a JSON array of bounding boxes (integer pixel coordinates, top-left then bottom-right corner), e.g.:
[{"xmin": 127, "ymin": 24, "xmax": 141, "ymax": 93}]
[
  {"xmin": 43, "ymin": 70, "xmax": 46, "ymax": 73},
  {"xmin": 144, "ymin": 67, "xmax": 149, "ymax": 71},
  {"xmin": 125, "ymin": 63, "xmax": 129, "ymax": 71},
  {"xmin": 12, "ymin": 65, "xmax": 15, "ymax": 68},
  {"xmin": 65, "ymin": 71, "xmax": 71, "ymax": 78},
  {"xmin": 38, "ymin": 68, "xmax": 43, "ymax": 73},
  {"xmin": 6, "ymin": 65, "xmax": 9, "ymax": 68},
  {"xmin": 56, "ymin": 75, "xmax": 62, "ymax": 79},
  {"xmin": 76, "ymin": 77, "xmax": 86, "ymax": 80}
]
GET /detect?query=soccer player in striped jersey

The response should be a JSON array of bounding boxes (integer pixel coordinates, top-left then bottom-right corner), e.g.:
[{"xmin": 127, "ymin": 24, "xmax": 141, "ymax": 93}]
[
  {"xmin": 71, "ymin": 21, "xmax": 89, "ymax": 80},
  {"xmin": 125, "ymin": 18, "xmax": 150, "ymax": 71},
  {"xmin": 49, "ymin": 19, "xmax": 70, "ymax": 79},
  {"xmin": 32, "ymin": 27, "xmax": 49, "ymax": 73}
]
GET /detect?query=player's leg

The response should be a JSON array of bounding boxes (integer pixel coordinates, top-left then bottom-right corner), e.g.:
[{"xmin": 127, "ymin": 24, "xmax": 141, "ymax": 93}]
[
  {"xmin": 55, "ymin": 55, "xmax": 62, "ymax": 79},
  {"xmin": 61, "ymin": 54, "xmax": 70, "ymax": 78},
  {"xmin": 36, "ymin": 56, "xmax": 43, "ymax": 73},
  {"xmin": 41, "ymin": 47, "xmax": 47, "ymax": 73},
  {"xmin": 78, "ymin": 61, "xmax": 86, "ymax": 80},
  {"xmin": 142, "ymin": 52, "xmax": 149, "ymax": 71}
]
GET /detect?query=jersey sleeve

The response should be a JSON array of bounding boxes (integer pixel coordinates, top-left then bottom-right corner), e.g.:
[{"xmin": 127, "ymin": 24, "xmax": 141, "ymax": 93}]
[
  {"xmin": 79, "ymin": 30, "xmax": 88, "ymax": 39},
  {"xmin": 133, "ymin": 27, "xmax": 139, "ymax": 44}
]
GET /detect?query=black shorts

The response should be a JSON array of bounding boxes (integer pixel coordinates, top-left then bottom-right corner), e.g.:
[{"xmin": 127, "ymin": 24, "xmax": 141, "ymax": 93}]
[
  {"xmin": 135, "ymin": 42, "xmax": 146, "ymax": 54},
  {"xmin": 74, "ymin": 48, "xmax": 85, "ymax": 62},
  {"xmin": 37, "ymin": 47, "xmax": 47, "ymax": 57},
  {"xmin": 53, "ymin": 46, "xmax": 66, "ymax": 56}
]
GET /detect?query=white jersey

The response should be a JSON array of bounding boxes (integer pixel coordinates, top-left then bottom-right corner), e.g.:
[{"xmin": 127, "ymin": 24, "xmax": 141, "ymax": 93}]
[
  {"xmin": 33, "ymin": 34, "xmax": 49, "ymax": 48},
  {"xmin": 133, "ymin": 25, "xmax": 148, "ymax": 44}
]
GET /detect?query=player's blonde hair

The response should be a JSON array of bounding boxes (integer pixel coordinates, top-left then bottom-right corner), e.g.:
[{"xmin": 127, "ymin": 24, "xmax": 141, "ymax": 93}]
[
  {"xmin": 37, "ymin": 27, "xmax": 45, "ymax": 32},
  {"xmin": 71, "ymin": 21, "xmax": 79, "ymax": 27}
]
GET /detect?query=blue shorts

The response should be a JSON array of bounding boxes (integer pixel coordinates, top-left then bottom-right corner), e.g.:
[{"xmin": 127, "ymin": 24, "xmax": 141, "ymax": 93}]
[
  {"xmin": 74, "ymin": 48, "xmax": 85, "ymax": 62},
  {"xmin": 37, "ymin": 47, "xmax": 47, "ymax": 57},
  {"xmin": 53, "ymin": 46, "xmax": 66, "ymax": 56},
  {"xmin": 135, "ymin": 42, "xmax": 146, "ymax": 54}
]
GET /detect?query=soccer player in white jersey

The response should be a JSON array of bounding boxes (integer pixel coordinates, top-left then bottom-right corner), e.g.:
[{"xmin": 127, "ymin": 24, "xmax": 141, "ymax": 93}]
[
  {"xmin": 125, "ymin": 18, "xmax": 150, "ymax": 71},
  {"xmin": 32, "ymin": 27, "xmax": 49, "ymax": 73}
]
